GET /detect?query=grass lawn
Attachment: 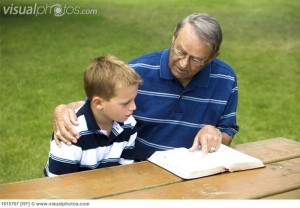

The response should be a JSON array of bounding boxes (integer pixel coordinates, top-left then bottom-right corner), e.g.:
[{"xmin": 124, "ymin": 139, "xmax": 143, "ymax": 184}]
[{"xmin": 0, "ymin": 0, "xmax": 299, "ymax": 183}]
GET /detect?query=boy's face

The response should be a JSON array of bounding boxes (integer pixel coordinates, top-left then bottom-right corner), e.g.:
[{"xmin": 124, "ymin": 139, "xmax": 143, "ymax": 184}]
[{"xmin": 101, "ymin": 84, "xmax": 138, "ymax": 123}]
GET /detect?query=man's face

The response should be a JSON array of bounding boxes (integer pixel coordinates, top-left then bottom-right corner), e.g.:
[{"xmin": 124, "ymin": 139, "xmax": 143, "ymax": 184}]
[{"xmin": 169, "ymin": 23, "xmax": 213, "ymax": 86}]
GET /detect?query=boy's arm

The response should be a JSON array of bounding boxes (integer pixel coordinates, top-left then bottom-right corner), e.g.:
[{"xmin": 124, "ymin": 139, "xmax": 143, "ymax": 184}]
[
  {"xmin": 45, "ymin": 136, "xmax": 81, "ymax": 177},
  {"xmin": 53, "ymin": 101, "xmax": 84, "ymax": 147}
]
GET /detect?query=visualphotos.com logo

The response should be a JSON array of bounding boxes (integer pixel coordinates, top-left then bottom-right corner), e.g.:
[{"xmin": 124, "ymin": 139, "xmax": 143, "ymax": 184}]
[{"xmin": 2, "ymin": 3, "xmax": 98, "ymax": 17}]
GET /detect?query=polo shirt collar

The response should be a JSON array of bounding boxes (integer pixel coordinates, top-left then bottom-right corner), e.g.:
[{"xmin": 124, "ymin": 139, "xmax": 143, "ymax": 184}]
[
  {"xmin": 160, "ymin": 48, "xmax": 211, "ymax": 88},
  {"xmin": 111, "ymin": 115, "xmax": 137, "ymax": 136}
]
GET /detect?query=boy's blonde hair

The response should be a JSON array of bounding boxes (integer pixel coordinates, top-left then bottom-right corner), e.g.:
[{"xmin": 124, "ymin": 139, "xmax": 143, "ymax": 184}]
[{"xmin": 84, "ymin": 55, "xmax": 143, "ymax": 101}]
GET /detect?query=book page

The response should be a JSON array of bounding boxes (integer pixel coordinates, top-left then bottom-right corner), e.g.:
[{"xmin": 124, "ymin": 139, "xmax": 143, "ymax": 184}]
[
  {"xmin": 217, "ymin": 145, "xmax": 265, "ymax": 171},
  {"xmin": 148, "ymin": 147, "xmax": 225, "ymax": 179},
  {"xmin": 148, "ymin": 144, "xmax": 265, "ymax": 179}
]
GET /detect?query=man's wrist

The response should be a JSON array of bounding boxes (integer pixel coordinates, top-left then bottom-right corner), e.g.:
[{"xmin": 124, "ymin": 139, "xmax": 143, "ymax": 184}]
[{"xmin": 217, "ymin": 129, "xmax": 223, "ymax": 141}]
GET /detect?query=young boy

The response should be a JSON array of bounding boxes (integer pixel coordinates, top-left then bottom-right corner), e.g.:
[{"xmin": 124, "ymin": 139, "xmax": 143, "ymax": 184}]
[{"xmin": 44, "ymin": 55, "xmax": 143, "ymax": 177}]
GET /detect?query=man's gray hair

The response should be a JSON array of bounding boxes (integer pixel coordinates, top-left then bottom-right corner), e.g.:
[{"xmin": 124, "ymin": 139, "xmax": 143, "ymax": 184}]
[{"xmin": 174, "ymin": 13, "xmax": 223, "ymax": 55}]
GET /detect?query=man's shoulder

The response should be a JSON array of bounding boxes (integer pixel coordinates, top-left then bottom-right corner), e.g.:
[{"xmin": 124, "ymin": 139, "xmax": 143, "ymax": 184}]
[
  {"xmin": 129, "ymin": 49, "xmax": 165, "ymax": 65},
  {"xmin": 212, "ymin": 58, "xmax": 237, "ymax": 76}
]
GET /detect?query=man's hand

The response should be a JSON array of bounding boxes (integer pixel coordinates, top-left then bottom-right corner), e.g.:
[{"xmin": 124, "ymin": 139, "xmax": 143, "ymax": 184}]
[
  {"xmin": 189, "ymin": 125, "xmax": 231, "ymax": 155},
  {"xmin": 53, "ymin": 102, "xmax": 83, "ymax": 147}
]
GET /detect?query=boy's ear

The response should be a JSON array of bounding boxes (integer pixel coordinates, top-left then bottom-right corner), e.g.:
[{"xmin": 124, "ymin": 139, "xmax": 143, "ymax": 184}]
[{"xmin": 92, "ymin": 96, "xmax": 104, "ymax": 109}]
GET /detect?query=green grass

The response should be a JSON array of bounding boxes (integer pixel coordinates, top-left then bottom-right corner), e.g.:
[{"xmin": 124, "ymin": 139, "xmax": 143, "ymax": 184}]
[{"xmin": 0, "ymin": 0, "xmax": 299, "ymax": 183}]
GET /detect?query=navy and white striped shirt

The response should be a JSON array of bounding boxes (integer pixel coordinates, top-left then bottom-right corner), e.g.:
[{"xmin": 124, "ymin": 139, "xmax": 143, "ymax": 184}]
[
  {"xmin": 121, "ymin": 48, "xmax": 239, "ymax": 160},
  {"xmin": 44, "ymin": 101, "xmax": 137, "ymax": 177}
]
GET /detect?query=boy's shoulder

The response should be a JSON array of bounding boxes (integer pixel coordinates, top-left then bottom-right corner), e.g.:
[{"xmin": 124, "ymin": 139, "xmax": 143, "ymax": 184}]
[{"xmin": 73, "ymin": 104, "xmax": 91, "ymax": 133}]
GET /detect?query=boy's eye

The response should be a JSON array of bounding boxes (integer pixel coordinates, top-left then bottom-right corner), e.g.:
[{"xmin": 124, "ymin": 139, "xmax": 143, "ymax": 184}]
[{"xmin": 122, "ymin": 101, "xmax": 130, "ymax": 105}]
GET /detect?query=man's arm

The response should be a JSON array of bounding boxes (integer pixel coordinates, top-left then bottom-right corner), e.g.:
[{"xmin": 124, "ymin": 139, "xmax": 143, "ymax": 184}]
[
  {"xmin": 190, "ymin": 69, "xmax": 239, "ymax": 155},
  {"xmin": 53, "ymin": 101, "xmax": 84, "ymax": 147}
]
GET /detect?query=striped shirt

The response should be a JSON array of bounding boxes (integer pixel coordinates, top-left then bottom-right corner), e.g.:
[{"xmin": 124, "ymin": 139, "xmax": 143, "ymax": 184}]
[
  {"xmin": 121, "ymin": 48, "xmax": 239, "ymax": 160},
  {"xmin": 44, "ymin": 101, "xmax": 137, "ymax": 177}
]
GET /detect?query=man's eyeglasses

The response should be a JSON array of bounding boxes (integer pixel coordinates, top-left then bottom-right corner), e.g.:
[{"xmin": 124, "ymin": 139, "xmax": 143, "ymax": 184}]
[{"xmin": 171, "ymin": 45, "xmax": 209, "ymax": 66}]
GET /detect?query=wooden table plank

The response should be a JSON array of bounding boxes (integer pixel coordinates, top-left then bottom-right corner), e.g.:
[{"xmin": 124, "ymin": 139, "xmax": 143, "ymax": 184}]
[
  {"xmin": 1, "ymin": 138, "xmax": 299, "ymax": 199},
  {"xmin": 234, "ymin": 137, "xmax": 300, "ymax": 163},
  {"xmin": 105, "ymin": 157, "xmax": 300, "ymax": 199},
  {"xmin": 263, "ymin": 189, "xmax": 300, "ymax": 199},
  {"xmin": 0, "ymin": 161, "xmax": 182, "ymax": 199}
]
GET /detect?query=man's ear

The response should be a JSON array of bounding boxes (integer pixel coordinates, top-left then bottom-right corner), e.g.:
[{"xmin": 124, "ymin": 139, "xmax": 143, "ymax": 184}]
[
  {"xmin": 92, "ymin": 96, "xmax": 104, "ymax": 110},
  {"xmin": 172, "ymin": 35, "xmax": 176, "ymax": 44},
  {"xmin": 207, "ymin": 51, "xmax": 220, "ymax": 64},
  {"xmin": 212, "ymin": 51, "xmax": 220, "ymax": 59}
]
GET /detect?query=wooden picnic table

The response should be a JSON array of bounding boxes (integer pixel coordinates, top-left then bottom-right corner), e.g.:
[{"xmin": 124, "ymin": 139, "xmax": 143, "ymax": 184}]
[{"xmin": 0, "ymin": 137, "xmax": 299, "ymax": 199}]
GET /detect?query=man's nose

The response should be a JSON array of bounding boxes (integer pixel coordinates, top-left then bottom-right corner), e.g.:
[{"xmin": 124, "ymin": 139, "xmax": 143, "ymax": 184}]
[{"xmin": 179, "ymin": 56, "xmax": 189, "ymax": 68}]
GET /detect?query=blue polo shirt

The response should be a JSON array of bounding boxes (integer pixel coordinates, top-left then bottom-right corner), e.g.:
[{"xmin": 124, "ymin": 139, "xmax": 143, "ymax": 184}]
[
  {"xmin": 44, "ymin": 100, "xmax": 137, "ymax": 177},
  {"xmin": 121, "ymin": 48, "xmax": 239, "ymax": 160}
]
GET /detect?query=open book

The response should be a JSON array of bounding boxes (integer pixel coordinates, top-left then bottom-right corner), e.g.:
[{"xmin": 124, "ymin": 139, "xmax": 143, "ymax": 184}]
[{"xmin": 148, "ymin": 144, "xmax": 265, "ymax": 179}]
